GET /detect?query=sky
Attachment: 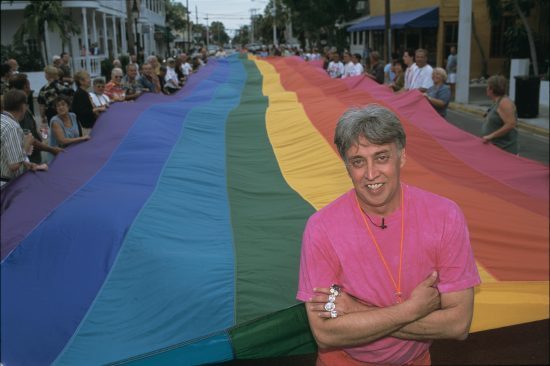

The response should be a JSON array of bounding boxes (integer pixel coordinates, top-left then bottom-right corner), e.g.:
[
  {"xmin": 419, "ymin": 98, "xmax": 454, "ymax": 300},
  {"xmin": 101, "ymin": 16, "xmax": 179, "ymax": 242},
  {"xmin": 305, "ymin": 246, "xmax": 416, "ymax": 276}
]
[{"xmin": 179, "ymin": 0, "xmax": 270, "ymax": 37}]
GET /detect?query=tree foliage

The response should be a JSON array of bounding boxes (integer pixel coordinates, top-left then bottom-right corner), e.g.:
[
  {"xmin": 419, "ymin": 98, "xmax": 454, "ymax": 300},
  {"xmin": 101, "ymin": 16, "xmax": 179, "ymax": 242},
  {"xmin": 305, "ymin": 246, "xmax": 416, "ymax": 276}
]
[
  {"xmin": 230, "ymin": 0, "xmax": 359, "ymax": 48},
  {"xmin": 0, "ymin": 43, "xmax": 43, "ymax": 71},
  {"xmin": 192, "ymin": 23, "xmax": 207, "ymax": 45},
  {"xmin": 209, "ymin": 21, "xmax": 229, "ymax": 45},
  {"xmin": 282, "ymin": 0, "xmax": 360, "ymax": 49},
  {"xmin": 486, "ymin": 0, "xmax": 539, "ymax": 75},
  {"xmin": 232, "ymin": 25, "xmax": 250, "ymax": 46},
  {"xmin": 165, "ymin": 0, "xmax": 189, "ymax": 33}
]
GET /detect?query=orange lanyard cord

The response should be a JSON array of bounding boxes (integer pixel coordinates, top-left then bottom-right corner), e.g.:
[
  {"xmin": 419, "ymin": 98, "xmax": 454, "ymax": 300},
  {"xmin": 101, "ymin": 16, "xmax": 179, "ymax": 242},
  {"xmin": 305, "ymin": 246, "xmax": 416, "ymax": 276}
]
[{"xmin": 355, "ymin": 185, "xmax": 405, "ymax": 301}]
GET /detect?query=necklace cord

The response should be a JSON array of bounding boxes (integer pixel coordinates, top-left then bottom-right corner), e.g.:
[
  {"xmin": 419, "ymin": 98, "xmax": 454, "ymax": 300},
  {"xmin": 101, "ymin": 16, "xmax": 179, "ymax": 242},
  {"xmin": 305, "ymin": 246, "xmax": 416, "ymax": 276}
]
[
  {"xmin": 362, "ymin": 209, "xmax": 386, "ymax": 229},
  {"xmin": 356, "ymin": 186, "xmax": 405, "ymax": 302}
]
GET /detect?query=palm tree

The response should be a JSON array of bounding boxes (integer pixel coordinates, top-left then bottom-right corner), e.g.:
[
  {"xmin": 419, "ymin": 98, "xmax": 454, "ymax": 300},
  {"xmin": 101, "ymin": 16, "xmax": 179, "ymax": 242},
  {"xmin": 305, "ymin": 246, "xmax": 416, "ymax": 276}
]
[
  {"xmin": 486, "ymin": 0, "xmax": 538, "ymax": 76},
  {"xmin": 13, "ymin": 0, "xmax": 79, "ymax": 67}
]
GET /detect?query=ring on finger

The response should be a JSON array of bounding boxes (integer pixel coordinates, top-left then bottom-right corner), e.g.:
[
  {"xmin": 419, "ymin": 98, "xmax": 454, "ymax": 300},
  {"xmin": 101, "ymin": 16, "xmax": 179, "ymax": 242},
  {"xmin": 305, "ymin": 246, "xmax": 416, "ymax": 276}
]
[
  {"xmin": 324, "ymin": 301, "xmax": 336, "ymax": 312},
  {"xmin": 330, "ymin": 310, "xmax": 338, "ymax": 318},
  {"xmin": 330, "ymin": 284, "xmax": 341, "ymax": 297}
]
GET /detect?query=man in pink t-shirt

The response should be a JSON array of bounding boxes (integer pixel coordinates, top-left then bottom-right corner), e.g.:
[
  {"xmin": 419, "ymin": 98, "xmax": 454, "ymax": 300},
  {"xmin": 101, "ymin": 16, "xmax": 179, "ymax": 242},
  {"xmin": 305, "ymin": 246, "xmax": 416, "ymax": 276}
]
[{"xmin": 297, "ymin": 105, "xmax": 481, "ymax": 366}]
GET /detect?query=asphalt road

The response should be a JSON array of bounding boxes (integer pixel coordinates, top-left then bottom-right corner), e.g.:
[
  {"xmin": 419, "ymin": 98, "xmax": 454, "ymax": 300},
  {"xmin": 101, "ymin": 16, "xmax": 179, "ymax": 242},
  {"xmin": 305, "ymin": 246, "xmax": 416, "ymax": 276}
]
[{"xmin": 445, "ymin": 109, "xmax": 549, "ymax": 165}]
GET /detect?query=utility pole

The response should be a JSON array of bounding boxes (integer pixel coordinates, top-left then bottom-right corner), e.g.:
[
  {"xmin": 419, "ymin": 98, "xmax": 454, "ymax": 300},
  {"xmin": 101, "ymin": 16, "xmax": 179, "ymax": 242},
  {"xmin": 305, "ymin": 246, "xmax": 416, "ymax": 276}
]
[
  {"xmin": 272, "ymin": 1, "xmax": 278, "ymax": 46},
  {"xmin": 456, "ymin": 0, "xmax": 472, "ymax": 103},
  {"xmin": 186, "ymin": 0, "xmax": 191, "ymax": 52},
  {"xmin": 195, "ymin": 5, "xmax": 199, "ymax": 46},
  {"xmin": 205, "ymin": 14, "xmax": 210, "ymax": 48},
  {"xmin": 250, "ymin": 8, "xmax": 256, "ymax": 44},
  {"xmin": 384, "ymin": 0, "xmax": 391, "ymax": 63}
]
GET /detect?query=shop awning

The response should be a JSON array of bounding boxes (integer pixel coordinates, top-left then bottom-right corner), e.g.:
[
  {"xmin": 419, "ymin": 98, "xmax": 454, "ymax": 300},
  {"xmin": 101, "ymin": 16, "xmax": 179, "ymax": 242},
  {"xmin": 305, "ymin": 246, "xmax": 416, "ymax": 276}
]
[{"xmin": 348, "ymin": 6, "xmax": 438, "ymax": 32}]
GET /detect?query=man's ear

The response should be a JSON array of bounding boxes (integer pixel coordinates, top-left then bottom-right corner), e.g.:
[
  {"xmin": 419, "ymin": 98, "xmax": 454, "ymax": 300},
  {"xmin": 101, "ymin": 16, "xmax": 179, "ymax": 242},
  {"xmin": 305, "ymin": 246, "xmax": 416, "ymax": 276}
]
[{"xmin": 400, "ymin": 148, "xmax": 407, "ymax": 168}]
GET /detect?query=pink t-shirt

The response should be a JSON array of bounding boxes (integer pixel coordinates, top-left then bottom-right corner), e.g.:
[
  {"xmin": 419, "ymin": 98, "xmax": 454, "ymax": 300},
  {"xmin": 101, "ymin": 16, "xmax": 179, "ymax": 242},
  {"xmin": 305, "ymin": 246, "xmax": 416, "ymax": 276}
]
[{"xmin": 297, "ymin": 184, "xmax": 481, "ymax": 365}]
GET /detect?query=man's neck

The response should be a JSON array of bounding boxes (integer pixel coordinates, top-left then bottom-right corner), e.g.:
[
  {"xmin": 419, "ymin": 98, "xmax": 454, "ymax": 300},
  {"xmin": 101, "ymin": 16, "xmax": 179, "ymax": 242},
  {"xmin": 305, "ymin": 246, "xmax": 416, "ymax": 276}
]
[
  {"xmin": 3, "ymin": 110, "xmax": 21, "ymax": 122},
  {"xmin": 357, "ymin": 197, "xmax": 401, "ymax": 218}
]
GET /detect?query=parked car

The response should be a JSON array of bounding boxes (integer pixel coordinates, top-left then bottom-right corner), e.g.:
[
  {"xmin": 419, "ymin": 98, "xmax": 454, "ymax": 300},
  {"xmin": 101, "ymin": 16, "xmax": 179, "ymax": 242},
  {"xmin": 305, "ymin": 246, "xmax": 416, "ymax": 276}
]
[{"xmin": 207, "ymin": 45, "xmax": 218, "ymax": 56}]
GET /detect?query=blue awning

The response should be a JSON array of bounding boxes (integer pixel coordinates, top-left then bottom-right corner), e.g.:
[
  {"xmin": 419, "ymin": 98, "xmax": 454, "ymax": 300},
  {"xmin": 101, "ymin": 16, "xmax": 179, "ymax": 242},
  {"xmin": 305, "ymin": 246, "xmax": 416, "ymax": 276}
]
[{"xmin": 348, "ymin": 6, "xmax": 439, "ymax": 32}]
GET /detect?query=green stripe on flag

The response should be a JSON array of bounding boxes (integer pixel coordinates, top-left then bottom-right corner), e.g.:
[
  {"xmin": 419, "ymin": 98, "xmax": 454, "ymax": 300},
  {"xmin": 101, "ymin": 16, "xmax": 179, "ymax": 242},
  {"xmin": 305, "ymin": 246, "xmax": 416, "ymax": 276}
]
[
  {"xmin": 226, "ymin": 58, "xmax": 316, "ymax": 327},
  {"xmin": 229, "ymin": 304, "xmax": 317, "ymax": 359}
]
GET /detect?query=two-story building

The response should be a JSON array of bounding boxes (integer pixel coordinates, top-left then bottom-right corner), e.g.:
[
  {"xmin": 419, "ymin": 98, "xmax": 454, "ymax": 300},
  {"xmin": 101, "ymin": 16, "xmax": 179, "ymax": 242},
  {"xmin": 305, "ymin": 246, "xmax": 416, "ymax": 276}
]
[{"xmin": 1, "ymin": 0, "xmax": 167, "ymax": 77}]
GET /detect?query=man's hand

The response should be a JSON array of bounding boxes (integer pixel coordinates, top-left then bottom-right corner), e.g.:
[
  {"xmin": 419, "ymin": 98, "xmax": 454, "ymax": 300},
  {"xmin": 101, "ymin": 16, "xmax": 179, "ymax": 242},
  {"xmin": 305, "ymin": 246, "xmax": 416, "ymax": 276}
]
[
  {"xmin": 50, "ymin": 146, "xmax": 65, "ymax": 155},
  {"xmin": 308, "ymin": 288, "xmax": 375, "ymax": 318},
  {"xmin": 24, "ymin": 162, "xmax": 48, "ymax": 172},
  {"xmin": 407, "ymin": 271, "xmax": 441, "ymax": 319}
]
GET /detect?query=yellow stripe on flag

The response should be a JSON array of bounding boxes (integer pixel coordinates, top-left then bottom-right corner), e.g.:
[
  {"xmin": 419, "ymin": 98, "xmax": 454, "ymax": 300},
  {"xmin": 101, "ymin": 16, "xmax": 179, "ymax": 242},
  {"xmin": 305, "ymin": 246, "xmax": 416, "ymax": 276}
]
[{"xmin": 254, "ymin": 58, "xmax": 352, "ymax": 210}]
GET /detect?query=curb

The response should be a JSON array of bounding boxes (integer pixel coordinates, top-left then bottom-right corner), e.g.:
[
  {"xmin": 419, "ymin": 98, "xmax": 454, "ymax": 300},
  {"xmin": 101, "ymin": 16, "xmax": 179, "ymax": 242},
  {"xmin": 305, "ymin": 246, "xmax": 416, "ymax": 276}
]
[{"xmin": 449, "ymin": 102, "xmax": 549, "ymax": 138}]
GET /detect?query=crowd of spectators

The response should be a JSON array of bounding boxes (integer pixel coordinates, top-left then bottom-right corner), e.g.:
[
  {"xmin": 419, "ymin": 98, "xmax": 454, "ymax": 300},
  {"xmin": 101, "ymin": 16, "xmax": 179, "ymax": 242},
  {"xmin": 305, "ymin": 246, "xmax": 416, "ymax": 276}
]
[
  {"xmin": 250, "ymin": 43, "xmax": 518, "ymax": 154},
  {"xmin": 320, "ymin": 47, "xmax": 451, "ymax": 116},
  {"xmin": 0, "ymin": 43, "xmax": 521, "ymax": 186},
  {"xmin": 249, "ymin": 44, "xmax": 450, "ymax": 117},
  {"xmin": 0, "ymin": 48, "xmax": 211, "ymax": 186}
]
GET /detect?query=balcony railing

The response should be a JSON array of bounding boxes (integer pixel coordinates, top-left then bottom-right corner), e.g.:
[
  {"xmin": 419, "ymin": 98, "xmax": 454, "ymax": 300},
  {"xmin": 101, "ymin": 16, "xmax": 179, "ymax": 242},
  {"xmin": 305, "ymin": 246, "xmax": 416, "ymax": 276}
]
[{"xmin": 73, "ymin": 54, "xmax": 107, "ymax": 78}]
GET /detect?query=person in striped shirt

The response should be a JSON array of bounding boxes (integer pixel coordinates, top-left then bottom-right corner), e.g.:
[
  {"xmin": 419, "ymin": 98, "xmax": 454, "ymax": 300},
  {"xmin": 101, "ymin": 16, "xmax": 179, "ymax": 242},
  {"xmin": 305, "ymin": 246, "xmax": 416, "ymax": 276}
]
[{"xmin": 1, "ymin": 90, "xmax": 47, "ymax": 185}]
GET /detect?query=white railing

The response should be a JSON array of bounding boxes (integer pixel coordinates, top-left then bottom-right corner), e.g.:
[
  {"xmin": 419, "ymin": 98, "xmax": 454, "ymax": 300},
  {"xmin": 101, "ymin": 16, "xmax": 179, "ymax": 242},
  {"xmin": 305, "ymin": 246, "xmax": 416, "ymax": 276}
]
[
  {"xmin": 98, "ymin": 0, "xmax": 126, "ymax": 14},
  {"xmin": 73, "ymin": 55, "xmax": 107, "ymax": 78}
]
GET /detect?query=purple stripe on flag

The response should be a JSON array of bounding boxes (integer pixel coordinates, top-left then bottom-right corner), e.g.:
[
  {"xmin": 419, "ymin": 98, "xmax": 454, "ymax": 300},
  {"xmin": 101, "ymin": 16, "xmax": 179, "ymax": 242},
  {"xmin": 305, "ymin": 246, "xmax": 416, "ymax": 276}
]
[{"xmin": 1, "ymin": 65, "xmax": 215, "ymax": 261}]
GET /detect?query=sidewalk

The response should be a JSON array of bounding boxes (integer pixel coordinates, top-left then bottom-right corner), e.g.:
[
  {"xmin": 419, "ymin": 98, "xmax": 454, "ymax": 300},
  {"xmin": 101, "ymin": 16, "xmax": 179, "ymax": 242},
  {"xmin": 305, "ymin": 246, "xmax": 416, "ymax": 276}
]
[{"xmin": 449, "ymin": 84, "xmax": 549, "ymax": 137}]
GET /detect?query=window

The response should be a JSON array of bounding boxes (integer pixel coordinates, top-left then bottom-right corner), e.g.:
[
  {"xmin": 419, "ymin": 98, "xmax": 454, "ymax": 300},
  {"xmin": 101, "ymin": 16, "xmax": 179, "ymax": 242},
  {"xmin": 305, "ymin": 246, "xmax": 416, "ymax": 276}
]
[
  {"xmin": 372, "ymin": 30, "xmax": 384, "ymax": 53},
  {"xmin": 353, "ymin": 32, "xmax": 357, "ymax": 45},
  {"xmin": 359, "ymin": 31, "xmax": 363, "ymax": 45},
  {"xmin": 394, "ymin": 29, "xmax": 404, "ymax": 50},
  {"xmin": 444, "ymin": 22, "xmax": 458, "ymax": 56},
  {"xmin": 406, "ymin": 32, "xmax": 419, "ymax": 51},
  {"xmin": 490, "ymin": 16, "xmax": 514, "ymax": 58}
]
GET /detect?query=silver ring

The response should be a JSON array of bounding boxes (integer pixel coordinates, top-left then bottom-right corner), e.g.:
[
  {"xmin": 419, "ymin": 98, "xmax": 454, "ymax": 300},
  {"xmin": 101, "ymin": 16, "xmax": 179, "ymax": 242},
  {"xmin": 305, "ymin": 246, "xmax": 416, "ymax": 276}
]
[
  {"xmin": 324, "ymin": 301, "xmax": 336, "ymax": 312},
  {"xmin": 330, "ymin": 310, "xmax": 338, "ymax": 318},
  {"xmin": 330, "ymin": 284, "xmax": 341, "ymax": 297},
  {"xmin": 328, "ymin": 294, "xmax": 336, "ymax": 302}
]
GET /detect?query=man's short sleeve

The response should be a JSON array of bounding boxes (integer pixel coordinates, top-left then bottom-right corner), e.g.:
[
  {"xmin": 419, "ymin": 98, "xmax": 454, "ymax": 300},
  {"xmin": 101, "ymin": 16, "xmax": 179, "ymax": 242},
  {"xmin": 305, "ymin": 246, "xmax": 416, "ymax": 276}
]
[
  {"xmin": 1, "ymin": 124, "xmax": 26, "ymax": 166},
  {"xmin": 419, "ymin": 68, "xmax": 434, "ymax": 90},
  {"xmin": 296, "ymin": 215, "xmax": 341, "ymax": 302},
  {"xmin": 437, "ymin": 203, "xmax": 481, "ymax": 293}
]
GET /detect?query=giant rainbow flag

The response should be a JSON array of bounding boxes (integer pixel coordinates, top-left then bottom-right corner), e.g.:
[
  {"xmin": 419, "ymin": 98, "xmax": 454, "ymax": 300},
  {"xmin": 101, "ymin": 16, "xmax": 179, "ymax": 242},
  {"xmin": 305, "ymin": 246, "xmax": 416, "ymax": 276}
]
[{"xmin": 1, "ymin": 54, "xmax": 548, "ymax": 365}]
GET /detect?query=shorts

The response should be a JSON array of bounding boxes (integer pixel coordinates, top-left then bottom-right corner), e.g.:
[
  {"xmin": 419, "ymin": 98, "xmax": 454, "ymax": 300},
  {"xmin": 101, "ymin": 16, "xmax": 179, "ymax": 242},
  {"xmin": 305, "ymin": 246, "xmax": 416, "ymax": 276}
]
[{"xmin": 447, "ymin": 73, "xmax": 457, "ymax": 84}]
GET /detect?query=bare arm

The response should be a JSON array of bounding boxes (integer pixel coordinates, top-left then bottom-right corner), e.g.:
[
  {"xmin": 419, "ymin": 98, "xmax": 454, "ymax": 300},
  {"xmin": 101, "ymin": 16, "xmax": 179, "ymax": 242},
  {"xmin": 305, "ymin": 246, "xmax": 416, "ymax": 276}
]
[
  {"xmin": 426, "ymin": 94, "xmax": 446, "ymax": 108},
  {"xmin": 364, "ymin": 73, "xmax": 377, "ymax": 81},
  {"xmin": 483, "ymin": 97, "xmax": 517, "ymax": 142},
  {"xmin": 310, "ymin": 285, "xmax": 474, "ymax": 343},
  {"xmin": 33, "ymin": 139, "xmax": 64, "ymax": 155},
  {"xmin": 51, "ymin": 123, "xmax": 90, "ymax": 146},
  {"xmin": 305, "ymin": 272, "xmax": 440, "ymax": 348},
  {"xmin": 39, "ymin": 104, "xmax": 47, "ymax": 124},
  {"xmin": 392, "ymin": 288, "xmax": 474, "ymax": 340}
]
